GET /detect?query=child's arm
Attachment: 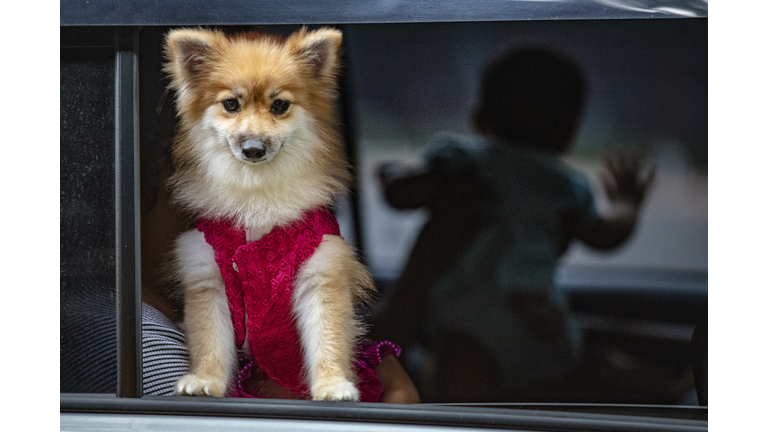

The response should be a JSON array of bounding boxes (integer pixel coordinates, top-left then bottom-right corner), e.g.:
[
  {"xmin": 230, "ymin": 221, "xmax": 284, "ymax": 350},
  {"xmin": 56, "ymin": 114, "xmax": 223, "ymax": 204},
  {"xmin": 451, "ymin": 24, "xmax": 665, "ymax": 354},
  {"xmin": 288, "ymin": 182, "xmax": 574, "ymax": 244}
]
[
  {"xmin": 378, "ymin": 163, "xmax": 442, "ymax": 209},
  {"xmin": 371, "ymin": 162, "xmax": 493, "ymax": 347},
  {"xmin": 378, "ymin": 161, "xmax": 493, "ymax": 212},
  {"xmin": 376, "ymin": 354, "xmax": 421, "ymax": 404},
  {"xmin": 578, "ymin": 151, "xmax": 654, "ymax": 250}
]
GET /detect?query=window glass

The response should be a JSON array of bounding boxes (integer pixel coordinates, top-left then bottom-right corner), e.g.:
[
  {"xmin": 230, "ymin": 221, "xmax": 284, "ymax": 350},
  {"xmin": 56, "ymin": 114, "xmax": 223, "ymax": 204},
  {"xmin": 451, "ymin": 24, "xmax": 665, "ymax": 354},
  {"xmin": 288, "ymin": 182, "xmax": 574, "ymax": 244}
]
[
  {"xmin": 345, "ymin": 19, "xmax": 706, "ymax": 404},
  {"xmin": 345, "ymin": 19, "xmax": 706, "ymax": 279},
  {"xmin": 58, "ymin": 20, "xmax": 707, "ymax": 405},
  {"xmin": 60, "ymin": 49, "xmax": 117, "ymax": 393}
]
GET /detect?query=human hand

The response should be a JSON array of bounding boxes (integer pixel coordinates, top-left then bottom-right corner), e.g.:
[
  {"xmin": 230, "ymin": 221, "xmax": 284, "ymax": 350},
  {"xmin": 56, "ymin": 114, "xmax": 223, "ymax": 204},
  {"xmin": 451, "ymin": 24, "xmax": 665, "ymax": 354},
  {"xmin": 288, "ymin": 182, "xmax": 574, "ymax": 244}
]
[
  {"xmin": 600, "ymin": 150, "xmax": 655, "ymax": 208},
  {"xmin": 375, "ymin": 355, "xmax": 421, "ymax": 404},
  {"xmin": 578, "ymin": 150, "xmax": 655, "ymax": 250}
]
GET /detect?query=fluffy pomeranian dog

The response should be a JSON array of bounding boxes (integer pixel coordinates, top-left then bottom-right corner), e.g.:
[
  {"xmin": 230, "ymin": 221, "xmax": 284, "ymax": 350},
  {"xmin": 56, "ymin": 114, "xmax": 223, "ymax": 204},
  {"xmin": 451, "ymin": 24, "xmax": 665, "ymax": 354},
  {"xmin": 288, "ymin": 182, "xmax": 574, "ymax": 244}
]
[{"xmin": 164, "ymin": 27, "xmax": 374, "ymax": 401}]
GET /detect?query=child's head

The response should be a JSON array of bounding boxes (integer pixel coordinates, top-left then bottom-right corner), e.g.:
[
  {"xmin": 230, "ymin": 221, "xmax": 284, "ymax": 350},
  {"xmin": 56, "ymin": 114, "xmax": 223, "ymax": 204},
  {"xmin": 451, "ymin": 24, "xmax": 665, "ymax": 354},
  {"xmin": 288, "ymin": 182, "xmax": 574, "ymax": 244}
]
[{"xmin": 472, "ymin": 46, "xmax": 588, "ymax": 154}]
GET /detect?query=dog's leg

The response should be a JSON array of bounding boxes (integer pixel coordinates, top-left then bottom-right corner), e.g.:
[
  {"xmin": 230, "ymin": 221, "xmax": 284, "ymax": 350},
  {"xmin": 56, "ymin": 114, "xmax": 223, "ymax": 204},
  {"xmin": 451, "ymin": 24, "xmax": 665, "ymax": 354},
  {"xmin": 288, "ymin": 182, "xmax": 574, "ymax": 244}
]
[
  {"xmin": 173, "ymin": 230, "xmax": 236, "ymax": 397},
  {"xmin": 293, "ymin": 235, "xmax": 374, "ymax": 401}
]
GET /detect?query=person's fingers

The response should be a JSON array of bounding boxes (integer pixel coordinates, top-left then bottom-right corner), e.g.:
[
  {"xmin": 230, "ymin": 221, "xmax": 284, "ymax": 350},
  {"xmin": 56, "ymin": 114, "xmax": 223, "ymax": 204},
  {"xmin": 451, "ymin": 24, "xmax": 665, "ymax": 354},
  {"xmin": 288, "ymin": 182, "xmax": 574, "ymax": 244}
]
[{"xmin": 600, "ymin": 169, "xmax": 618, "ymax": 200}]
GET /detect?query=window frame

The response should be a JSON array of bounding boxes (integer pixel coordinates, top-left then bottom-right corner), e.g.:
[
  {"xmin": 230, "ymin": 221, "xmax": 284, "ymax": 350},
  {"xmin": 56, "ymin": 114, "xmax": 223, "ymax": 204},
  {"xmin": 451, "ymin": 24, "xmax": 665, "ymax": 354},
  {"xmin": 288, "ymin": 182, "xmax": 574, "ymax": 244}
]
[{"xmin": 60, "ymin": 1, "xmax": 708, "ymax": 429}]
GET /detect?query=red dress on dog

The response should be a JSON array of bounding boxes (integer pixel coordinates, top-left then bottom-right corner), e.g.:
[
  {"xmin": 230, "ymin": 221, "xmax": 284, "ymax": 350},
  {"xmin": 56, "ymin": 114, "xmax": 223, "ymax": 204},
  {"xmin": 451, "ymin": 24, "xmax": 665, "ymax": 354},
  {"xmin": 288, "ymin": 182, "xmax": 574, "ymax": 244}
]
[{"xmin": 198, "ymin": 207, "xmax": 397, "ymax": 401}]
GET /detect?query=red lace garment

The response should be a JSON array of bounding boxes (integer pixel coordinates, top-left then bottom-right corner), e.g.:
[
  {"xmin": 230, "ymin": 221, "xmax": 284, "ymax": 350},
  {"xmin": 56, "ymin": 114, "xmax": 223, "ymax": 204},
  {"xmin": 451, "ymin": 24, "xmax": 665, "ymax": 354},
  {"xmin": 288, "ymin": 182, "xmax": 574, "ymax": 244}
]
[{"xmin": 198, "ymin": 207, "xmax": 392, "ymax": 401}]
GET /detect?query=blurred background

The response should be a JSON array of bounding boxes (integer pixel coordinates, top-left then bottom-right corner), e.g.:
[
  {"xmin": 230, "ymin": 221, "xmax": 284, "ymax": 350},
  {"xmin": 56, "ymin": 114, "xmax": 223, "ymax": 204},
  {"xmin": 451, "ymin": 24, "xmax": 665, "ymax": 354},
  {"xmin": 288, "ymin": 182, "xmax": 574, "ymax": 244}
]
[
  {"xmin": 336, "ymin": 19, "xmax": 706, "ymax": 282},
  {"xmin": 333, "ymin": 18, "xmax": 707, "ymax": 405}
]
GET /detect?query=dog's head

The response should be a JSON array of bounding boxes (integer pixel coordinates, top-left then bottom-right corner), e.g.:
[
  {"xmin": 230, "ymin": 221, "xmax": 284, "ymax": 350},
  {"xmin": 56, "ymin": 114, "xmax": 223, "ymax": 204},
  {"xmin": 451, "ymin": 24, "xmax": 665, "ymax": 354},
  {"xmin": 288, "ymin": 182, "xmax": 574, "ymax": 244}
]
[{"xmin": 164, "ymin": 27, "xmax": 342, "ymax": 165}]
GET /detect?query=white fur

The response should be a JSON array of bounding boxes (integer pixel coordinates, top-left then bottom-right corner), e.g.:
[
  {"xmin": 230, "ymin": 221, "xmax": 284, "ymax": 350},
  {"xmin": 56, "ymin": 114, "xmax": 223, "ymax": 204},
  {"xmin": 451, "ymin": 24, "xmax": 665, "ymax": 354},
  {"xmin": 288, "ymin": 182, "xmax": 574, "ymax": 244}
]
[
  {"xmin": 176, "ymin": 374, "xmax": 224, "ymax": 397},
  {"xmin": 169, "ymin": 105, "xmax": 347, "ymax": 230},
  {"xmin": 173, "ymin": 229, "xmax": 222, "ymax": 290},
  {"xmin": 293, "ymin": 235, "xmax": 361, "ymax": 401},
  {"xmin": 173, "ymin": 230, "xmax": 237, "ymax": 396},
  {"xmin": 292, "ymin": 251, "xmax": 326, "ymax": 388},
  {"xmin": 245, "ymin": 224, "xmax": 274, "ymax": 243},
  {"xmin": 313, "ymin": 381, "xmax": 359, "ymax": 402}
]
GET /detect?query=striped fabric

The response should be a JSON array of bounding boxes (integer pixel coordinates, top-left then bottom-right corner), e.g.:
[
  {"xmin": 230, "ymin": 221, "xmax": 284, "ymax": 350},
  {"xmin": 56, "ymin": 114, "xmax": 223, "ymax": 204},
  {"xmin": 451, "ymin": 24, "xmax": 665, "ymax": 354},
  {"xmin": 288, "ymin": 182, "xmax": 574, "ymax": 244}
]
[
  {"xmin": 61, "ymin": 292, "xmax": 190, "ymax": 395},
  {"xmin": 141, "ymin": 303, "xmax": 190, "ymax": 395},
  {"xmin": 60, "ymin": 292, "xmax": 119, "ymax": 393}
]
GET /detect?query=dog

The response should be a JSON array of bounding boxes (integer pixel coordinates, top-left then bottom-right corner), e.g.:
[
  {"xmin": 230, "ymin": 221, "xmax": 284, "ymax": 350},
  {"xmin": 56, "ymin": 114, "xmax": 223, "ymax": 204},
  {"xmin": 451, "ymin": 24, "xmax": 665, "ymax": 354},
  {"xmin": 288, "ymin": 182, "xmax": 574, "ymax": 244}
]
[{"xmin": 164, "ymin": 27, "xmax": 374, "ymax": 401}]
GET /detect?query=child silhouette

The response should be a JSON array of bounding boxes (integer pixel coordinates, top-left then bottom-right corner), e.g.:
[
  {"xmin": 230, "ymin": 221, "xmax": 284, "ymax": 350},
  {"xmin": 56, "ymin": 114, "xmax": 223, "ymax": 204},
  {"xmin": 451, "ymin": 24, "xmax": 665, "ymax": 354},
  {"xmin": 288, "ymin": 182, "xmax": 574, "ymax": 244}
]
[{"xmin": 371, "ymin": 46, "xmax": 653, "ymax": 402}]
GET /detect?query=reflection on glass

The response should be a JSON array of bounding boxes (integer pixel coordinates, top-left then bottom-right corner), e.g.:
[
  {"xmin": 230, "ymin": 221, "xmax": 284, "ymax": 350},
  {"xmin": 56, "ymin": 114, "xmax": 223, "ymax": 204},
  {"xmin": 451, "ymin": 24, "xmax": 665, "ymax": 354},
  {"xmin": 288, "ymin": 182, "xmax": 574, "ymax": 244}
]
[{"xmin": 347, "ymin": 20, "xmax": 706, "ymax": 404}]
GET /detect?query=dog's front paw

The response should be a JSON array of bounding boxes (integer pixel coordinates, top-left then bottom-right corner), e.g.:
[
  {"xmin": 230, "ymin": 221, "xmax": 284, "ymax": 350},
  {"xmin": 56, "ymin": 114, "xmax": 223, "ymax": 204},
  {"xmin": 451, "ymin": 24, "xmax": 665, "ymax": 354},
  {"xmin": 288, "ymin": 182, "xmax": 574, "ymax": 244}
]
[
  {"xmin": 175, "ymin": 374, "xmax": 227, "ymax": 397},
  {"xmin": 312, "ymin": 380, "xmax": 360, "ymax": 402}
]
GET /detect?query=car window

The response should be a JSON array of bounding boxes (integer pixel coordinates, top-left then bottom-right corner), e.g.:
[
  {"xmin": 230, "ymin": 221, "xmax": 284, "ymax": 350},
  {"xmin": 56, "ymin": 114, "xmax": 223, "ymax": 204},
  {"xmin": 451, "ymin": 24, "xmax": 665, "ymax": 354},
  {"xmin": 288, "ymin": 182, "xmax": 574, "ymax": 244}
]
[
  {"xmin": 60, "ymin": 42, "xmax": 118, "ymax": 394},
  {"xmin": 344, "ymin": 19, "xmax": 706, "ymax": 282},
  {"xmin": 343, "ymin": 19, "xmax": 706, "ymax": 405},
  {"xmin": 59, "ymin": 10, "xmax": 707, "ymax": 427}
]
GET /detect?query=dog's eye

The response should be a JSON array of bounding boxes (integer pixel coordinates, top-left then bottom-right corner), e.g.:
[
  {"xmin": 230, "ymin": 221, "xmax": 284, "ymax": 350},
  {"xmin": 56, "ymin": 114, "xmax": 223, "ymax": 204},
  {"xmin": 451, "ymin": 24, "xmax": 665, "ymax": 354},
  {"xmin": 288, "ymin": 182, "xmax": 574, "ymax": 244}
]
[
  {"xmin": 271, "ymin": 99, "xmax": 291, "ymax": 115},
  {"xmin": 222, "ymin": 98, "xmax": 240, "ymax": 113}
]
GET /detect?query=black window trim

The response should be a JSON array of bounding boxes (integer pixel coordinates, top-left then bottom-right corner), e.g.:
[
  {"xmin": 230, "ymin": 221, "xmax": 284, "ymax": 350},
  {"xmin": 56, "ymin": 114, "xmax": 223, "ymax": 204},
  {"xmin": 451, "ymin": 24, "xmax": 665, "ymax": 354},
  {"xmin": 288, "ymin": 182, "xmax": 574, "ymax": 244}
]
[
  {"xmin": 61, "ymin": 394, "xmax": 708, "ymax": 431},
  {"xmin": 59, "ymin": 0, "xmax": 708, "ymax": 26},
  {"xmin": 114, "ymin": 26, "xmax": 142, "ymax": 399}
]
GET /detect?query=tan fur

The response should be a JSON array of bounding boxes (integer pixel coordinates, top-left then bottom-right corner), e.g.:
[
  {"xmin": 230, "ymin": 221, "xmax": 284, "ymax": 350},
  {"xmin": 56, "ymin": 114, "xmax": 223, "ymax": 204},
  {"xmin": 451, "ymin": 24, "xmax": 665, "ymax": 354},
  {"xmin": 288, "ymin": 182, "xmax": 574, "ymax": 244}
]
[
  {"xmin": 173, "ymin": 230, "xmax": 236, "ymax": 397},
  {"xmin": 164, "ymin": 27, "xmax": 350, "ymax": 229},
  {"xmin": 293, "ymin": 235, "xmax": 375, "ymax": 400},
  {"xmin": 176, "ymin": 284, "xmax": 234, "ymax": 396},
  {"xmin": 164, "ymin": 27, "xmax": 375, "ymax": 401}
]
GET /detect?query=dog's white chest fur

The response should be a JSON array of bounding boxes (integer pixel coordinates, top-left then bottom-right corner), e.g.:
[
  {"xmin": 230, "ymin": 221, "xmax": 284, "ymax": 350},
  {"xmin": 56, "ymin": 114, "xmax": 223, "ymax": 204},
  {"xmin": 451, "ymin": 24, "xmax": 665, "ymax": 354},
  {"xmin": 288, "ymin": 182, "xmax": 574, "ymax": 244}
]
[{"xmin": 245, "ymin": 224, "xmax": 274, "ymax": 243}]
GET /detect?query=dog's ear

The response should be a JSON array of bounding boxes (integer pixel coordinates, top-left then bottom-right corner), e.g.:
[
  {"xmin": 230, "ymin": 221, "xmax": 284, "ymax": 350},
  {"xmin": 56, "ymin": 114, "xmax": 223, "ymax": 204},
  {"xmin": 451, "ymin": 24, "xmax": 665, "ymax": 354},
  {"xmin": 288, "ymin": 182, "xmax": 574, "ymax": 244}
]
[
  {"xmin": 287, "ymin": 27, "xmax": 342, "ymax": 78},
  {"xmin": 165, "ymin": 28, "xmax": 225, "ymax": 84}
]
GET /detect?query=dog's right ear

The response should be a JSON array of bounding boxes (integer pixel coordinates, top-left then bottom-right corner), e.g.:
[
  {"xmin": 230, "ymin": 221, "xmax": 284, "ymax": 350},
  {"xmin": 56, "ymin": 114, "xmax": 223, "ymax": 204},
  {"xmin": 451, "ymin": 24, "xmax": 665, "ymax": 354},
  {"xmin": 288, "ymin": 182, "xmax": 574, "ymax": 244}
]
[{"xmin": 165, "ymin": 28, "xmax": 225, "ymax": 85}]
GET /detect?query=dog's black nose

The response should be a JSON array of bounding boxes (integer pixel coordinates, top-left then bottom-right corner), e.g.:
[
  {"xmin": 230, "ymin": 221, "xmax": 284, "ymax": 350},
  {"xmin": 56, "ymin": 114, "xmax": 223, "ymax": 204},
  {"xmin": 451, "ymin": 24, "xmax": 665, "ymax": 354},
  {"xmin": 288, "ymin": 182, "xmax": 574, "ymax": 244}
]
[{"xmin": 242, "ymin": 140, "xmax": 266, "ymax": 161}]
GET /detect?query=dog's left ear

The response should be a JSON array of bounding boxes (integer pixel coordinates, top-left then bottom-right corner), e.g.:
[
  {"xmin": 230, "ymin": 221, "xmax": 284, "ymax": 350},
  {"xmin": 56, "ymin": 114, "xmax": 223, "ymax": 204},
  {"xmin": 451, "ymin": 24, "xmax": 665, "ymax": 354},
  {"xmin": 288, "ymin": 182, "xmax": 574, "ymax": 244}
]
[{"xmin": 288, "ymin": 27, "xmax": 342, "ymax": 78}]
